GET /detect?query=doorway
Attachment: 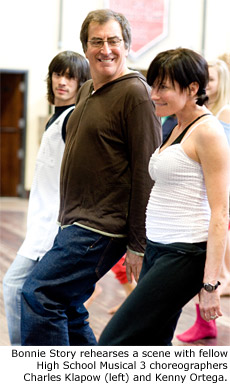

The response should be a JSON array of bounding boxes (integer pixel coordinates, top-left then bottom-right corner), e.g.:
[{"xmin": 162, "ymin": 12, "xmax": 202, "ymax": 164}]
[{"xmin": 0, "ymin": 70, "xmax": 28, "ymax": 197}]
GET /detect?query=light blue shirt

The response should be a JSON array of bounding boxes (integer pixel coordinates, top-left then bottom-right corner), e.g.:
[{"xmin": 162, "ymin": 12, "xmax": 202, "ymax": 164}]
[{"xmin": 219, "ymin": 120, "xmax": 230, "ymax": 145}]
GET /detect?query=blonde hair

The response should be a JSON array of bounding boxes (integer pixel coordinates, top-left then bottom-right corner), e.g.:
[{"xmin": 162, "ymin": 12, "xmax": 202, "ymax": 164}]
[
  {"xmin": 208, "ymin": 59, "xmax": 230, "ymax": 115},
  {"xmin": 218, "ymin": 52, "xmax": 230, "ymax": 72}
]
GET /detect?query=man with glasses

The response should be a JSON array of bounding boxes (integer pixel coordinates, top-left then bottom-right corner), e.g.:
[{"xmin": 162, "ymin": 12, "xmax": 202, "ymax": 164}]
[{"xmin": 21, "ymin": 9, "xmax": 161, "ymax": 346}]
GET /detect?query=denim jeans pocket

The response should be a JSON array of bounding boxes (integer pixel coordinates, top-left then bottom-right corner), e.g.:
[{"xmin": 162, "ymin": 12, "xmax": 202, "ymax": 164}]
[{"xmin": 95, "ymin": 237, "xmax": 127, "ymax": 279}]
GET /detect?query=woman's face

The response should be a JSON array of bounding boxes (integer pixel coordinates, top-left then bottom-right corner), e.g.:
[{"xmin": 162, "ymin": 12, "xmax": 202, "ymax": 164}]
[
  {"xmin": 206, "ymin": 66, "xmax": 219, "ymax": 101},
  {"xmin": 150, "ymin": 78, "xmax": 188, "ymax": 117}
]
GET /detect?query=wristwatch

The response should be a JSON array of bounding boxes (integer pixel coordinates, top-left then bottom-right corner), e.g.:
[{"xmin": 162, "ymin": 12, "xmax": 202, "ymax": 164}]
[{"xmin": 202, "ymin": 281, "xmax": 221, "ymax": 292}]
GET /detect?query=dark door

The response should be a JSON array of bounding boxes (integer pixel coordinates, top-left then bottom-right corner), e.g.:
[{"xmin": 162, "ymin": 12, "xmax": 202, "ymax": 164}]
[{"xmin": 0, "ymin": 71, "xmax": 27, "ymax": 197}]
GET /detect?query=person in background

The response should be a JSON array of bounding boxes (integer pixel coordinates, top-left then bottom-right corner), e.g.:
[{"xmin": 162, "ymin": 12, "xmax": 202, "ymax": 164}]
[
  {"xmin": 84, "ymin": 256, "xmax": 136, "ymax": 314},
  {"xmin": 99, "ymin": 48, "xmax": 229, "ymax": 346},
  {"xmin": 218, "ymin": 52, "xmax": 230, "ymax": 72},
  {"xmin": 207, "ymin": 59, "xmax": 230, "ymax": 144},
  {"xmin": 161, "ymin": 114, "xmax": 177, "ymax": 142},
  {"xmin": 3, "ymin": 51, "xmax": 90, "ymax": 345},
  {"xmin": 20, "ymin": 9, "xmax": 161, "ymax": 346},
  {"xmin": 109, "ymin": 255, "xmax": 136, "ymax": 314},
  {"xmin": 177, "ymin": 58, "xmax": 230, "ymax": 343}
]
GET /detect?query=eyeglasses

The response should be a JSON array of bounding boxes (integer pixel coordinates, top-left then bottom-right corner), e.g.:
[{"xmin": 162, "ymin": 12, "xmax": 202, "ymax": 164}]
[{"xmin": 87, "ymin": 38, "xmax": 123, "ymax": 48}]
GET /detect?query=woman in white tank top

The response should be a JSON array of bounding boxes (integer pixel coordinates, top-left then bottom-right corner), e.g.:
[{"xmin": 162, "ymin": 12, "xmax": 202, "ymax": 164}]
[
  {"xmin": 177, "ymin": 58, "xmax": 230, "ymax": 343},
  {"xmin": 99, "ymin": 48, "xmax": 230, "ymax": 346}
]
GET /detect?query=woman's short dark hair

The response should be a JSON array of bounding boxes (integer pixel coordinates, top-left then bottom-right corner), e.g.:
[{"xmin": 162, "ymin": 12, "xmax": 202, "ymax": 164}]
[
  {"xmin": 80, "ymin": 9, "xmax": 132, "ymax": 53},
  {"xmin": 46, "ymin": 51, "xmax": 91, "ymax": 104},
  {"xmin": 147, "ymin": 48, "xmax": 209, "ymax": 106}
]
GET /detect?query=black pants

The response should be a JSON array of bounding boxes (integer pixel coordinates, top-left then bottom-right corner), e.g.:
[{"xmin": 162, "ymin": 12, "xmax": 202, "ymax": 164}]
[{"xmin": 99, "ymin": 240, "xmax": 206, "ymax": 346}]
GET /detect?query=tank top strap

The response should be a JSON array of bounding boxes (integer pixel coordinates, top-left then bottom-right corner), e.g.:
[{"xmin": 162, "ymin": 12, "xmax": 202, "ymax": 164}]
[
  {"xmin": 181, "ymin": 116, "xmax": 212, "ymax": 144},
  {"xmin": 168, "ymin": 113, "xmax": 211, "ymax": 146}
]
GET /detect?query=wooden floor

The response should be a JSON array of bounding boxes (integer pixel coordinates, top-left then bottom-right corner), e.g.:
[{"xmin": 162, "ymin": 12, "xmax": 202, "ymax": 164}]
[{"xmin": 0, "ymin": 197, "xmax": 229, "ymax": 346}]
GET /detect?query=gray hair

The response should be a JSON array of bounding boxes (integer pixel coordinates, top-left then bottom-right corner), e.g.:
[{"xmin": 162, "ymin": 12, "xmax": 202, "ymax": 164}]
[{"xmin": 80, "ymin": 9, "xmax": 132, "ymax": 53}]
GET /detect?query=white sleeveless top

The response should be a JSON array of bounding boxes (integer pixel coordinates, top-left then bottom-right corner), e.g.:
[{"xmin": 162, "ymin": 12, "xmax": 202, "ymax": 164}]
[
  {"xmin": 146, "ymin": 117, "xmax": 219, "ymax": 244},
  {"xmin": 18, "ymin": 106, "xmax": 74, "ymax": 260}
]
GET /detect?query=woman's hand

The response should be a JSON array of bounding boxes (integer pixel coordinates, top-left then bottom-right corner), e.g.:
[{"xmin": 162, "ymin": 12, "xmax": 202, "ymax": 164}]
[{"xmin": 199, "ymin": 289, "xmax": 223, "ymax": 321}]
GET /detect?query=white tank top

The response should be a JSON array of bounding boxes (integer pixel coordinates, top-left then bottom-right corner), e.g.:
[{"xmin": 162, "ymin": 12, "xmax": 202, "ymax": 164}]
[
  {"xmin": 146, "ymin": 117, "xmax": 218, "ymax": 244},
  {"xmin": 18, "ymin": 106, "xmax": 74, "ymax": 260}
]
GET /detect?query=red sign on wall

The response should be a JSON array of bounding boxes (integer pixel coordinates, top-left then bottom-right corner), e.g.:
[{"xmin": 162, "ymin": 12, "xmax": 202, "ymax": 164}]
[{"xmin": 105, "ymin": 0, "xmax": 169, "ymax": 59}]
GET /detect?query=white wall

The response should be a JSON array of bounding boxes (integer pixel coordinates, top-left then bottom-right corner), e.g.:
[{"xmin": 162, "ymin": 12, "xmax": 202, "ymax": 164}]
[
  {"xmin": 204, "ymin": 0, "xmax": 230, "ymax": 61},
  {"xmin": 127, "ymin": 0, "xmax": 204, "ymax": 70},
  {"xmin": 1, "ymin": 0, "xmax": 230, "ymax": 190}
]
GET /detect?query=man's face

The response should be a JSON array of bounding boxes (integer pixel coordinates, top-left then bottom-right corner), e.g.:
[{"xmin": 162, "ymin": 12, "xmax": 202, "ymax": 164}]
[
  {"xmin": 85, "ymin": 19, "xmax": 129, "ymax": 90},
  {"xmin": 52, "ymin": 69, "xmax": 78, "ymax": 106}
]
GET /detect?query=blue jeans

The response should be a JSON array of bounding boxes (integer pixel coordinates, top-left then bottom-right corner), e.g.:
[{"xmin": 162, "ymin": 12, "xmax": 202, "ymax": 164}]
[
  {"xmin": 21, "ymin": 225, "xmax": 127, "ymax": 346},
  {"xmin": 3, "ymin": 254, "xmax": 38, "ymax": 345},
  {"xmin": 99, "ymin": 240, "xmax": 206, "ymax": 345}
]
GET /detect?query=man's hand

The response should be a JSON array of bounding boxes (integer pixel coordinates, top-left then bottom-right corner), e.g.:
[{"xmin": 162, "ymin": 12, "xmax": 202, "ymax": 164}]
[{"xmin": 123, "ymin": 250, "xmax": 143, "ymax": 283}]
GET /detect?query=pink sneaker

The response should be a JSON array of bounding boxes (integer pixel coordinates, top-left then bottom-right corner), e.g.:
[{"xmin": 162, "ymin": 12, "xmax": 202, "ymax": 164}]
[{"xmin": 176, "ymin": 303, "xmax": 217, "ymax": 342}]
